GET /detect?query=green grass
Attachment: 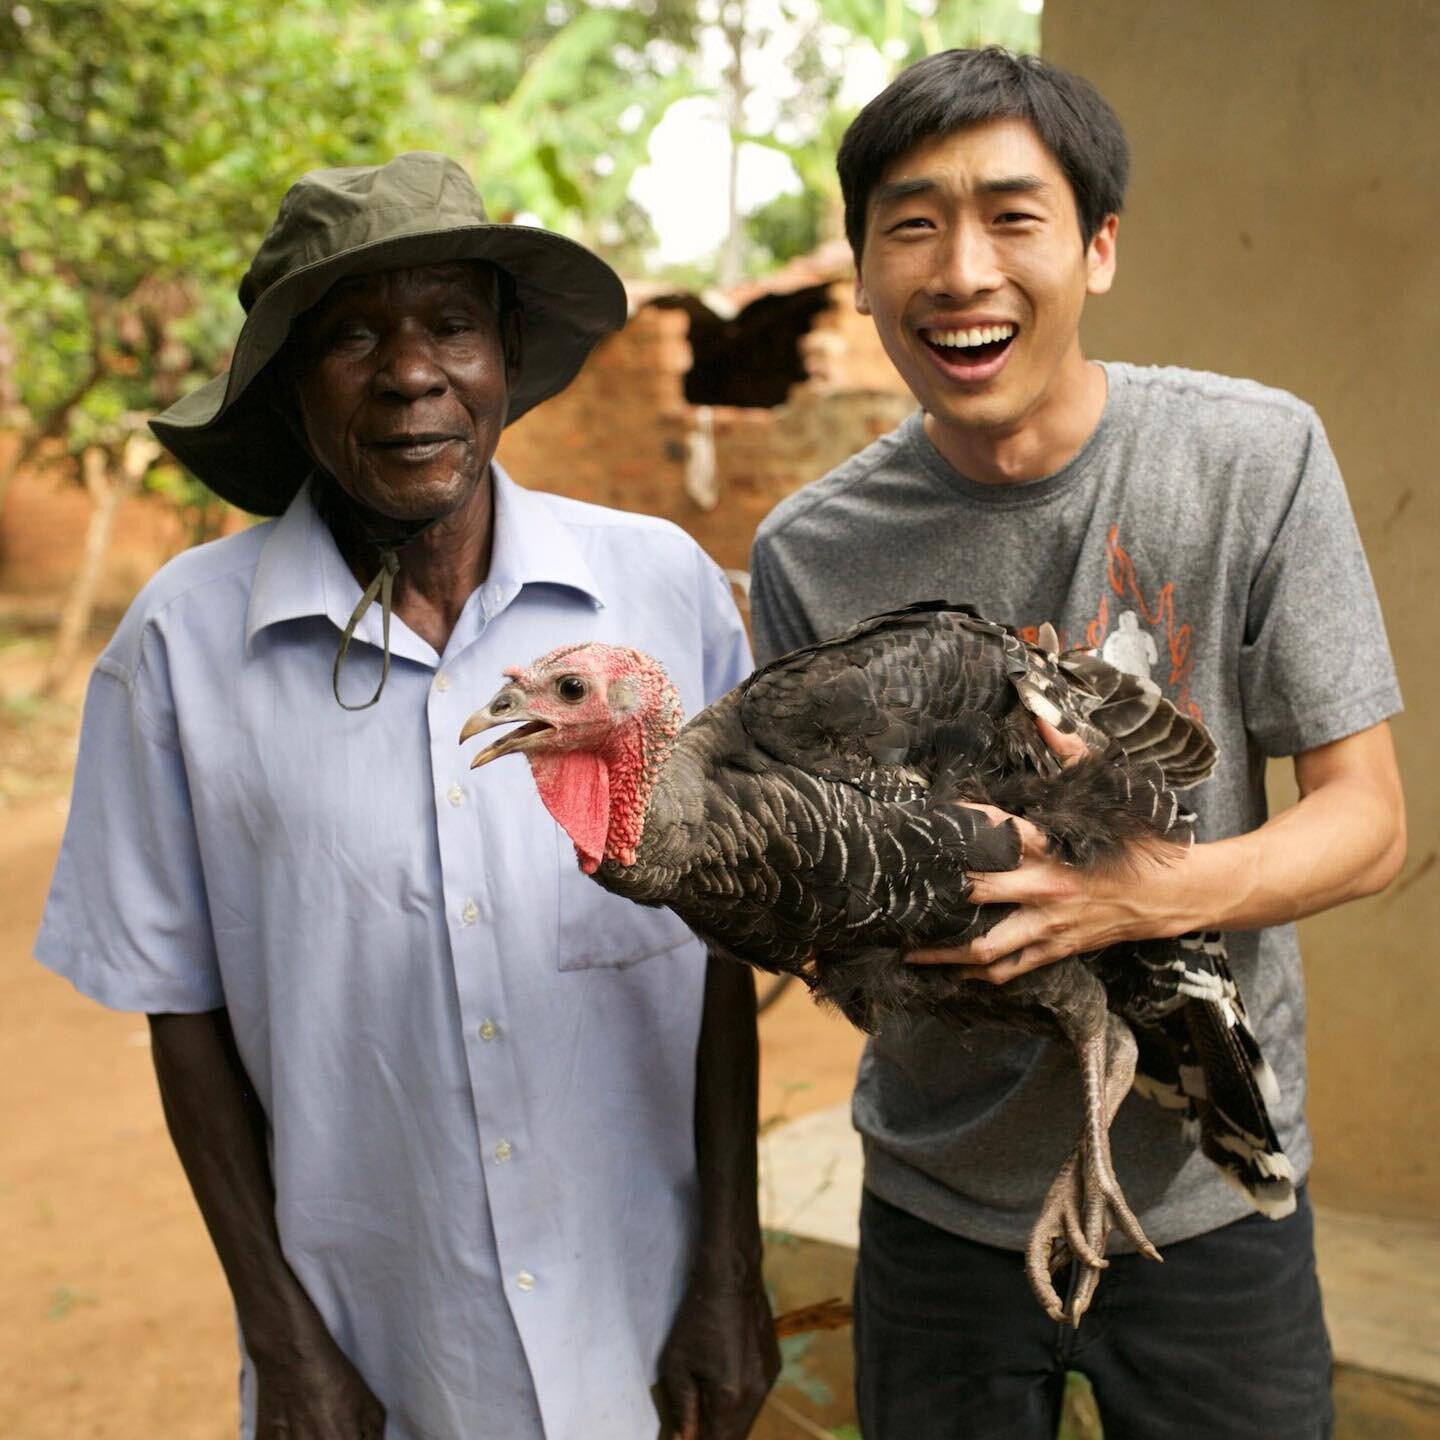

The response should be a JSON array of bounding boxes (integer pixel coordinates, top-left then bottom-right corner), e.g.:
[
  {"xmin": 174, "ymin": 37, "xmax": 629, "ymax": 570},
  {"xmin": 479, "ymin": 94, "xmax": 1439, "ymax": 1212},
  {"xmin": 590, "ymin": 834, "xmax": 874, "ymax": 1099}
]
[{"xmin": 1058, "ymin": 1372, "xmax": 1104, "ymax": 1440}]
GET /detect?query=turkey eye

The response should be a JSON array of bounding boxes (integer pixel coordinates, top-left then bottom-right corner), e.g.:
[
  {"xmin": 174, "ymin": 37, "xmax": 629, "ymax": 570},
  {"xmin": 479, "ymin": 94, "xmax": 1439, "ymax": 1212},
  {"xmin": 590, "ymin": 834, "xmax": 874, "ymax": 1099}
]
[{"xmin": 557, "ymin": 676, "xmax": 588, "ymax": 703}]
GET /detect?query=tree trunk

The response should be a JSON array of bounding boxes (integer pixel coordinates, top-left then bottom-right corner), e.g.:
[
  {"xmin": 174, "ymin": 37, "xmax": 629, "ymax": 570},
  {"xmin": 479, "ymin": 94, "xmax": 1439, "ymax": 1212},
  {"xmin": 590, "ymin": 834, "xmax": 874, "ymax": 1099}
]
[
  {"xmin": 40, "ymin": 433, "xmax": 159, "ymax": 697},
  {"xmin": 0, "ymin": 358, "xmax": 106, "ymax": 521},
  {"xmin": 718, "ymin": 3, "xmax": 748, "ymax": 289}
]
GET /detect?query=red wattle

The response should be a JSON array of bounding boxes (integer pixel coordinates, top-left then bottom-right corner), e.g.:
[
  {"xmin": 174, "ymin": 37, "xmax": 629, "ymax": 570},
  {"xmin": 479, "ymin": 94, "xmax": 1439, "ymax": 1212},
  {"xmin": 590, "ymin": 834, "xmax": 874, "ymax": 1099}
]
[{"xmin": 533, "ymin": 751, "xmax": 611, "ymax": 875}]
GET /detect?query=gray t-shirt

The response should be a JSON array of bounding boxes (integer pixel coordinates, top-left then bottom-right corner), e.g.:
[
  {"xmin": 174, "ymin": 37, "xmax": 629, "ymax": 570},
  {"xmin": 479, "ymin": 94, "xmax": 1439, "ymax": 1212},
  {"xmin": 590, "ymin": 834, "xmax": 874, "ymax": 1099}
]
[{"xmin": 749, "ymin": 361, "xmax": 1402, "ymax": 1249}]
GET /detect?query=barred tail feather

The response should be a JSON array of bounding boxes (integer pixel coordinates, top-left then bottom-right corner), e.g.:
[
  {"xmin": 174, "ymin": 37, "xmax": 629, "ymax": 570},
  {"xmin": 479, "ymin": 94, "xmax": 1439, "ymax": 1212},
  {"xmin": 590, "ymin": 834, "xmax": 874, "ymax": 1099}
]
[
  {"xmin": 1114, "ymin": 933, "xmax": 1295, "ymax": 1219},
  {"xmin": 1184, "ymin": 997, "xmax": 1296, "ymax": 1219}
]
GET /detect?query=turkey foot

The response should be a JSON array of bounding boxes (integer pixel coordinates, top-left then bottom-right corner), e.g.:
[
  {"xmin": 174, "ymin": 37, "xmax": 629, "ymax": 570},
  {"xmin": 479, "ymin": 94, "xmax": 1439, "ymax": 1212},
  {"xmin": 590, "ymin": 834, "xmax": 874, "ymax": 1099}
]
[{"xmin": 1024, "ymin": 1014, "xmax": 1160, "ymax": 1325}]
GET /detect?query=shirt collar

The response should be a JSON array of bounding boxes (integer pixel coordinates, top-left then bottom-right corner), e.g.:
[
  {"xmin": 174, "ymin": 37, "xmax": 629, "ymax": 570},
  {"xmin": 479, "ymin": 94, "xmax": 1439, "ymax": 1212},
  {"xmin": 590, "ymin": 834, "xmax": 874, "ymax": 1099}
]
[
  {"xmin": 246, "ymin": 465, "xmax": 605, "ymax": 656},
  {"xmin": 485, "ymin": 461, "xmax": 607, "ymax": 614}
]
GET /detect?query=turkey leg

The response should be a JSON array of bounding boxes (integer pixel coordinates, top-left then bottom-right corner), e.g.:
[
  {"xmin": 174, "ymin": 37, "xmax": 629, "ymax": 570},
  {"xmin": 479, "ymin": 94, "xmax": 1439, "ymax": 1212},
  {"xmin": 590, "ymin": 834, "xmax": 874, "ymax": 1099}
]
[{"xmin": 1025, "ymin": 1010, "xmax": 1160, "ymax": 1325}]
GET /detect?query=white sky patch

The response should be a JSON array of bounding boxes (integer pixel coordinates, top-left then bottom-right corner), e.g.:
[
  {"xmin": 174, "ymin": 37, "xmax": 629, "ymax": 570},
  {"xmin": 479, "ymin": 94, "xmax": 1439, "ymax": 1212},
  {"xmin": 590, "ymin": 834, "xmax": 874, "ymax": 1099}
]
[
  {"xmin": 629, "ymin": 0, "xmax": 898, "ymax": 267},
  {"xmin": 836, "ymin": 41, "xmax": 890, "ymax": 110},
  {"xmin": 629, "ymin": 95, "xmax": 802, "ymax": 265}
]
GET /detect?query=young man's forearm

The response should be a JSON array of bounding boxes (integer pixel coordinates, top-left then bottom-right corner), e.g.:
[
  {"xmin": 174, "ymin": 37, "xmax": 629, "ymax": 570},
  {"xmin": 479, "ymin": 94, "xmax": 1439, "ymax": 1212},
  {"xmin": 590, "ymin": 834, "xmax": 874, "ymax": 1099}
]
[{"xmin": 1165, "ymin": 724, "xmax": 1406, "ymax": 935}]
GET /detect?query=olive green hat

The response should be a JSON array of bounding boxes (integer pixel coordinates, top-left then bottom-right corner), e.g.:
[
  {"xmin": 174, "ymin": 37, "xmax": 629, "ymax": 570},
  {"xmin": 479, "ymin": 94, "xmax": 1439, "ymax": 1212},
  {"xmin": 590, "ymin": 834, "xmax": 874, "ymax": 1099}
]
[{"xmin": 150, "ymin": 151, "xmax": 627, "ymax": 515}]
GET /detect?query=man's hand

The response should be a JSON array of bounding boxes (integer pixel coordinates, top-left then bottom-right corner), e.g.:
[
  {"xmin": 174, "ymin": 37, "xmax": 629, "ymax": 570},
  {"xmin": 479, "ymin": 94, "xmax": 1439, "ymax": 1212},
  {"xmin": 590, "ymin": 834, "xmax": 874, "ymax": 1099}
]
[
  {"xmin": 908, "ymin": 804, "xmax": 1177, "ymax": 982},
  {"xmin": 254, "ymin": 1340, "xmax": 387, "ymax": 1440},
  {"xmin": 907, "ymin": 716, "xmax": 1171, "ymax": 982},
  {"xmin": 656, "ymin": 1271, "xmax": 779, "ymax": 1440},
  {"xmin": 907, "ymin": 718, "xmax": 1408, "ymax": 982}
]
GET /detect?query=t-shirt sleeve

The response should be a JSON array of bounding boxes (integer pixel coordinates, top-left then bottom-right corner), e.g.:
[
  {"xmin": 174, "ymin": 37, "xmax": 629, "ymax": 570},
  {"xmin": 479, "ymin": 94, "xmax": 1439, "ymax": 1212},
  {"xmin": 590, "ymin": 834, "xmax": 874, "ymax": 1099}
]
[
  {"xmin": 696, "ymin": 553, "xmax": 754, "ymax": 705},
  {"xmin": 1239, "ymin": 414, "xmax": 1402, "ymax": 755},
  {"xmin": 748, "ymin": 529, "xmax": 818, "ymax": 666},
  {"xmin": 34, "ymin": 632, "xmax": 223, "ymax": 1014}
]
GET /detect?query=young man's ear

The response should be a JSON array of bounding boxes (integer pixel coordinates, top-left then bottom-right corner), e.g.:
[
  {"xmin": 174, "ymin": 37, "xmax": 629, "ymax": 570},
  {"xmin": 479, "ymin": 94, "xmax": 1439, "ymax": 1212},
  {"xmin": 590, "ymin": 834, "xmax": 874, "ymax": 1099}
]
[
  {"xmin": 854, "ymin": 272, "xmax": 872, "ymax": 316},
  {"xmin": 1085, "ymin": 214, "xmax": 1119, "ymax": 297}
]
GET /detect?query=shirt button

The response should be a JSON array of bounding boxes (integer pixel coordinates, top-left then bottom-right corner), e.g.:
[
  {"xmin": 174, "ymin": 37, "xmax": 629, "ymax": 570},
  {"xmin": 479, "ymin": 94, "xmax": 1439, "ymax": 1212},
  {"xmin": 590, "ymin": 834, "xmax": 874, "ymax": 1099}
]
[
  {"xmin": 447, "ymin": 784, "xmax": 464, "ymax": 807},
  {"xmin": 516, "ymin": 1270, "xmax": 535, "ymax": 1292},
  {"xmin": 494, "ymin": 1139, "xmax": 513, "ymax": 1163},
  {"xmin": 478, "ymin": 1019, "xmax": 497, "ymax": 1042},
  {"xmin": 434, "ymin": 672, "xmax": 452, "ymax": 693},
  {"xmin": 461, "ymin": 899, "xmax": 479, "ymax": 926}
]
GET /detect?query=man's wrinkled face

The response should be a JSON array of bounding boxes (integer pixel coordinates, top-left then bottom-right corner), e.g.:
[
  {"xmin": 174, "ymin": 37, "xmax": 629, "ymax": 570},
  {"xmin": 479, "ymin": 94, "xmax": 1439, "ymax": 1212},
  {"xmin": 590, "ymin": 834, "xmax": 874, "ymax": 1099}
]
[
  {"xmin": 292, "ymin": 262, "xmax": 516, "ymax": 523},
  {"xmin": 855, "ymin": 117, "xmax": 1116, "ymax": 446}
]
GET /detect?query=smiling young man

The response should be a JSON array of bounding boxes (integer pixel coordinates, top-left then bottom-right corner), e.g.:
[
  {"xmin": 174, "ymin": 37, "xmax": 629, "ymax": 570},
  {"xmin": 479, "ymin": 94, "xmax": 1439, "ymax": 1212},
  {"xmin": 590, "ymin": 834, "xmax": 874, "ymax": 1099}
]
[{"xmin": 749, "ymin": 49, "xmax": 1405, "ymax": 1440}]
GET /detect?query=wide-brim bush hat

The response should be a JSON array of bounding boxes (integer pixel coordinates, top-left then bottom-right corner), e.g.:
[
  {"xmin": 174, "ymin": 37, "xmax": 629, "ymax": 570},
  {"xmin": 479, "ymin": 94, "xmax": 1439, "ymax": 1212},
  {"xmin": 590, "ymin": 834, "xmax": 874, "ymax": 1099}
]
[{"xmin": 150, "ymin": 151, "xmax": 627, "ymax": 516}]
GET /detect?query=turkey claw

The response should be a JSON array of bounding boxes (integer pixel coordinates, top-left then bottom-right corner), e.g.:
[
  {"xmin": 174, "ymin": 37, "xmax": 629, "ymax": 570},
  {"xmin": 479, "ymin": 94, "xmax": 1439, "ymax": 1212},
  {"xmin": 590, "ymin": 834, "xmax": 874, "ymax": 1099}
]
[{"xmin": 1024, "ymin": 1143, "xmax": 1160, "ymax": 1325}]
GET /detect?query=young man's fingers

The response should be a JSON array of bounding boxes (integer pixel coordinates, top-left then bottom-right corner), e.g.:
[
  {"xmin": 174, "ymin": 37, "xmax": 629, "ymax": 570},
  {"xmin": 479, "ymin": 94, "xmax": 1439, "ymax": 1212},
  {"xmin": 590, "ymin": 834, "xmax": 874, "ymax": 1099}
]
[
  {"xmin": 956, "ymin": 806, "xmax": 1052, "ymax": 865},
  {"xmin": 907, "ymin": 913, "xmax": 1037, "ymax": 967},
  {"xmin": 966, "ymin": 948, "xmax": 1048, "ymax": 985},
  {"xmin": 1034, "ymin": 714, "xmax": 1089, "ymax": 767}
]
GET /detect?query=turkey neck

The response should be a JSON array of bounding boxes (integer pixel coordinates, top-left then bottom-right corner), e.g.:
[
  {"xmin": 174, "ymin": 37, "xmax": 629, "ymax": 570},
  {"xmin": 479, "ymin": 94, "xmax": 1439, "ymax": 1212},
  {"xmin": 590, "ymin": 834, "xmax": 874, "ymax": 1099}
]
[
  {"xmin": 575, "ymin": 669, "xmax": 686, "ymax": 876},
  {"xmin": 593, "ymin": 689, "xmax": 728, "ymax": 901}
]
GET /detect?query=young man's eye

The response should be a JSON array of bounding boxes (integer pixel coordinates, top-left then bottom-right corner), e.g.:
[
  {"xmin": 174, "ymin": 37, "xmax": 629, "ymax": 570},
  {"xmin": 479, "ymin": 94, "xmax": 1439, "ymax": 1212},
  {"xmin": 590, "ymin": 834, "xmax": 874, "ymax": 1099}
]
[
  {"xmin": 995, "ymin": 211, "xmax": 1039, "ymax": 225},
  {"xmin": 889, "ymin": 216, "xmax": 935, "ymax": 233}
]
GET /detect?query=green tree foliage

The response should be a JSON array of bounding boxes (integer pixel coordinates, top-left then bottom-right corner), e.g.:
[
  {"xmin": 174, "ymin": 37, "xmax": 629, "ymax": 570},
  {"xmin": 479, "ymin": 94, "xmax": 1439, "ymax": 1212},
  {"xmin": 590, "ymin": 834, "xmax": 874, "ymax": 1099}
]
[
  {"xmin": 817, "ymin": 0, "xmax": 1037, "ymax": 69},
  {"xmin": 380, "ymin": 0, "xmax": 704, "ymax": 261},
  {"xmin": 0, "ymin": 0, "xmax": 419, "ymax": 514}
]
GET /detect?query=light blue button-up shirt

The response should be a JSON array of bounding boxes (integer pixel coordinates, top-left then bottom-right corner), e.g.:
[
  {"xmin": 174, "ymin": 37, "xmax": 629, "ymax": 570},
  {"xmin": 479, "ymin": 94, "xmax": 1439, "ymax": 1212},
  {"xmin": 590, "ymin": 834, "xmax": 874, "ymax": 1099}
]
[{"xmin": 36, "ymin": 465, "xmax": 752, "ymax": 1440}]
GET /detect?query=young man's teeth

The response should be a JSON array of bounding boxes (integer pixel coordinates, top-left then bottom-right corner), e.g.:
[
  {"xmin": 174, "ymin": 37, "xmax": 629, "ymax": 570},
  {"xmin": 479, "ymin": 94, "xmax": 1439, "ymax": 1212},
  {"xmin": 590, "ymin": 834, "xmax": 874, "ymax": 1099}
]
[{"xmin": 928, "ymin": 324, "xmax": 1017, "ymax": 348}]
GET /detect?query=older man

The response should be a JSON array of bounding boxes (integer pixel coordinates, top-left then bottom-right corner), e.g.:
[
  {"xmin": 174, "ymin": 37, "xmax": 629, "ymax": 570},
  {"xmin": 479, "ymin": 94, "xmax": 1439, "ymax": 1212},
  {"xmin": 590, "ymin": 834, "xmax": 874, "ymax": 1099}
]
[{"xmin": 37, "ymin": 153, "xmax": 776, "ymax": 1440}]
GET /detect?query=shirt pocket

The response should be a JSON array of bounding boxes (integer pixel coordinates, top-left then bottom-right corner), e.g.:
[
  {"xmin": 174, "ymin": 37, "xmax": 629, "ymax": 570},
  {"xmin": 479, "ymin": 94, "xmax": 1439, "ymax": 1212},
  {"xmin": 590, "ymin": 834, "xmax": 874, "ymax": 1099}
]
[{"xmin": 554, "ymin": 834, "xmax": 699, "ymax": 971}]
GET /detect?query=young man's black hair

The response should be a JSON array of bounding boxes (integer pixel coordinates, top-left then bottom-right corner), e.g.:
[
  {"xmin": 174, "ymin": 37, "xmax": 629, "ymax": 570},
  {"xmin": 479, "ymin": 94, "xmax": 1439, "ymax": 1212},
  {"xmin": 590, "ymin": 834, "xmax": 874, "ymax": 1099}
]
[{"xmin": 837, "ymin": 46, "xmax": 1130, "ymax": 259}]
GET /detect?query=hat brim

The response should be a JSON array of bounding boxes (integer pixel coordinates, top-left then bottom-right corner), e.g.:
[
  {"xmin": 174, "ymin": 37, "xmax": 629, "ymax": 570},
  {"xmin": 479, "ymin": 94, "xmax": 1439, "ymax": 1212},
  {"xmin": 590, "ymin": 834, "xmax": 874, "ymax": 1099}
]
[{"xmin": 150, "ymin": 224, "xmax": 627, "ymax": 516}]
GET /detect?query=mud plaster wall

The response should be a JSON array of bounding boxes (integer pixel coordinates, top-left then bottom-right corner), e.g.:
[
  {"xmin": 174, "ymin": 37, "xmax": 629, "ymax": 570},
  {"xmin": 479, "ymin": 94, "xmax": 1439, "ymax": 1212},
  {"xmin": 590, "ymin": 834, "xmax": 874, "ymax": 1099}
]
[
  {"xmin": 1044, "ymin": 0, "xmax": 1439, "ymax": 1218},
  {"xmin": 495, "ymin": 286, "xmax": 912, "ymax": 576}
]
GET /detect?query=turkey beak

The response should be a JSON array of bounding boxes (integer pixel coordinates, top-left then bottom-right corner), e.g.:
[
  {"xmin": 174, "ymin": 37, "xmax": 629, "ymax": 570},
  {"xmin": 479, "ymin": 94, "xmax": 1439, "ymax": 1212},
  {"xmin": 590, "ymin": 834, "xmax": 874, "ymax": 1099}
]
[{"xmin": 459, "ymin": 692, "xmax": 554, "ymax": 769}]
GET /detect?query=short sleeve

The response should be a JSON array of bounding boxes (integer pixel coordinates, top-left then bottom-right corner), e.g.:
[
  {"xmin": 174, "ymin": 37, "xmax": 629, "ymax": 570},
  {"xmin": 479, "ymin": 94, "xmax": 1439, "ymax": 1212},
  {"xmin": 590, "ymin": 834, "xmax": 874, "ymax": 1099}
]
[
  {"xmin": 1238, "ymin": 415, "xmax": 1402, "ymax": 755},
  {"xmin": 34, "ymin": 634, "xmax": 223, "ymax": 1014},
  {"xmin": 748, "ymin": 529, "xmax": 818, "ymax": 666},
  {"xmin": 697, "ymin": 554, "xmax": 753, "ymax": 705}
]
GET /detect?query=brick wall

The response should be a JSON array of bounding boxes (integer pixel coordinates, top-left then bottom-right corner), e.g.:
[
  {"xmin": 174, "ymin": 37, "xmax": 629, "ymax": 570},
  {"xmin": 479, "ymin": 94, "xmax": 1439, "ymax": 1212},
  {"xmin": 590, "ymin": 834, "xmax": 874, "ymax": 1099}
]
[{"xmin": 497, "ymin": 282, "xmax": 913, "ymax": 574}]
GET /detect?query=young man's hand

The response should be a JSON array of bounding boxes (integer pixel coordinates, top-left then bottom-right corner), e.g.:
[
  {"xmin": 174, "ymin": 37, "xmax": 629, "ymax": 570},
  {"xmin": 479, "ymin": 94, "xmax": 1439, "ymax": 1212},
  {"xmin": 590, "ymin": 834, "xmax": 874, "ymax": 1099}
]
[
  {"xmin": 906, "ymin": 716, "xmax": 1172, "ymax": 981},
  {"xmin": 906, "ymin": 718, "xmax": 1407, "ymax": 981}
]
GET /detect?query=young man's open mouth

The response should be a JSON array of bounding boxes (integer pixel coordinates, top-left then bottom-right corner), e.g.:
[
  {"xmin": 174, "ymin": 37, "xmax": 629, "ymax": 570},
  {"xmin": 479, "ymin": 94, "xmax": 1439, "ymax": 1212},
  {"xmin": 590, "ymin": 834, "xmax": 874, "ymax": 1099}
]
[{"xmin": 919, "ymin": 321, "xmax": 1018, "ymax": 381}]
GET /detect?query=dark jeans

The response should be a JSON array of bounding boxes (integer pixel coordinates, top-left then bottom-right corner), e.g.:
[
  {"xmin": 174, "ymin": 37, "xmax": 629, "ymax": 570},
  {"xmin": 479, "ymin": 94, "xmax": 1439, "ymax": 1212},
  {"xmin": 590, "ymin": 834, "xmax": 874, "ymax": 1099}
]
[{"xmin": 854, "ymin": 1187, "xmax": 1333, "ymax": 1440}]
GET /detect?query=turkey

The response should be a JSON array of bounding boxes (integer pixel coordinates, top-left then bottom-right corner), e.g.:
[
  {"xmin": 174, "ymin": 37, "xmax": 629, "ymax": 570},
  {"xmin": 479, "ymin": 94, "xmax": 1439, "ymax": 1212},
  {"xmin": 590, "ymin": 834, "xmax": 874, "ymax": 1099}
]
[{"xmin": 459, "ymin": 601, "xmax": 1294, "ymax": 1323}]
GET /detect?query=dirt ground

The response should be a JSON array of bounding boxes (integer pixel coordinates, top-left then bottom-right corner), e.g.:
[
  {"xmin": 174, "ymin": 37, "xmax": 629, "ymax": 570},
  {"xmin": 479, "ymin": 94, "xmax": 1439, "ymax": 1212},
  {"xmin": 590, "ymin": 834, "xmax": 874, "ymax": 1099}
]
[{"xmin": 0, "ymin": 629, "xmax": 864, "ymax": 1440}]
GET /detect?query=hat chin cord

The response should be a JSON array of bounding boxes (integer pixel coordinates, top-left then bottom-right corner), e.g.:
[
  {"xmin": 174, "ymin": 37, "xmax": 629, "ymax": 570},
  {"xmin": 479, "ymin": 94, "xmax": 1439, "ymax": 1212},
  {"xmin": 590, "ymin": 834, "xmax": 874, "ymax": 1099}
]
[{"xmin": 311, "ymin": 470, "xmax": 446, "ymax": 711}]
